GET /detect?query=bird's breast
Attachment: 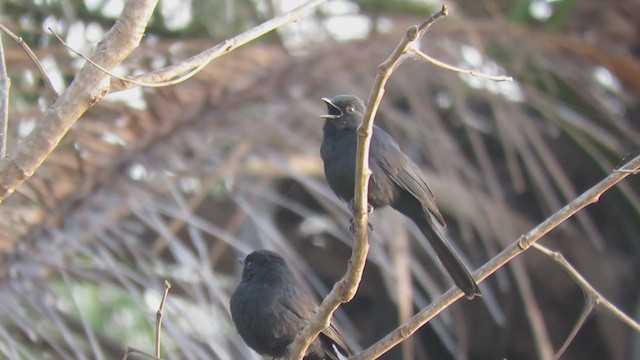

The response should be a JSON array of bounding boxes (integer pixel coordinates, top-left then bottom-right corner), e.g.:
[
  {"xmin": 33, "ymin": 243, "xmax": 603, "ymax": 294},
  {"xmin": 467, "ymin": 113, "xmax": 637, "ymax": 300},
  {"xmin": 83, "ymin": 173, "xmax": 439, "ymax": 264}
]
[{"xmin": 321, "ymin": 132, "xmax": 358, "ymax": 201}]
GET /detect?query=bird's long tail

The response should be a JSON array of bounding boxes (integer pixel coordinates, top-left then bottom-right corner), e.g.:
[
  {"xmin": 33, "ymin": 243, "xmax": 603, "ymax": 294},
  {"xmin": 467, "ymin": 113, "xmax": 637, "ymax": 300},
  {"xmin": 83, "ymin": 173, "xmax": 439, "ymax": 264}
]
[{"xmin": 412, "ymin": 214, "xmax": 481, "ymax": 299}]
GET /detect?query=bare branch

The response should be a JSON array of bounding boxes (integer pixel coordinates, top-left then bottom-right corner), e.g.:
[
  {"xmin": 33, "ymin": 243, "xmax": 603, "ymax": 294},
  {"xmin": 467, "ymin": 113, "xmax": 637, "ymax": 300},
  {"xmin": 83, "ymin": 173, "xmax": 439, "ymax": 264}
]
[
  {"xmin": 108, "ymin": 0, "xmax": 328, "ymax": 93},
  {"xmin": 155, "ymin": 280, "xmax": 172, "ymax": 359},
  {"xmin": 412, "ymin": 47, "xmax": 513, "ymax": 82},
  {"xmin": 0, "ymin": 23, "xmax": 59, "ymax": 98},
  {"xmin": 0, "ymin": 0, "xmax": 159, "ymax": 204},
  {"xmin": 533, "ymin": 243, "xmax": 640, "ymax": 333},
  {"xmin": 0, "ymin": 33, "xmax": 8, "ymax": 159},
  {"xmin": 416, "ymin": 6, "xmax": 449, "ymax": 34},
  {"xmin": 50, "ymin": 27, "xmax": 231, "ymax": 89},
  {"xmin": 288, "ymin": 5, "xmax": 450, "ymax": 360},
  {"xmin": 353, "ymin": 154, "xmax": 640, "ymax": 359},
  {"xmin": 121, "ymin": 280, "xmax": 171, "ymax": 360},
  {"xmin": 0, "ymin": 0, "xmax": 326, "ymax": 202},
  {"xmin": 553, "ymin": 298, "xmax": 595, "ymax": 359}
]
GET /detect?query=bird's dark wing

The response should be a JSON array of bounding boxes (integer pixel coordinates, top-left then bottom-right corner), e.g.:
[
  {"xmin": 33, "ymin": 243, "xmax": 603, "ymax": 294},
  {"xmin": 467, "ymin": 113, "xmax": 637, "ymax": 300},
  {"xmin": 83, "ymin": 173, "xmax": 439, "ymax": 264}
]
[
  {"xmin": 278, "ymin": 287, "xmax": 316, "ymax": 323},
  {"xmin": 371, "ymin": 126, "xmax": 446, "ymax": 227},
  {"xmin": 271, "ymin": 286, "xmax": 316, "ymax": 340},
  {"xmin": 279, "ymin": 286, "xmax": 351, "ymax": 358},
  {"xmin": 319, "ymin": 324, "xmax": 351, "ymax": 359}
]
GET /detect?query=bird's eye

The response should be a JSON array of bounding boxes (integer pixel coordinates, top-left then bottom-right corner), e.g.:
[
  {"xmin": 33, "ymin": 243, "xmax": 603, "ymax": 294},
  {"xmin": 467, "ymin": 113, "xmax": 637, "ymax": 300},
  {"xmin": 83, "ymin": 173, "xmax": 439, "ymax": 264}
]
[{"xmin": 346, "ymin": 106, "xmax": 355, "ymax": 113}]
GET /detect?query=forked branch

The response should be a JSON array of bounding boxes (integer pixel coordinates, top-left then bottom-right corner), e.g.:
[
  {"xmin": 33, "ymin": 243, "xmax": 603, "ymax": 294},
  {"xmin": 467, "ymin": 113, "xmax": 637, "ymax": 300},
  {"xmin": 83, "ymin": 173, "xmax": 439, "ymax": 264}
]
[
  {"xmin": 289, "ymin": 5, "xmax": 452, "ymax": 360},
  {"xmin": 353, "ymin": 155, "xmax": 640, "ymax": 359}
]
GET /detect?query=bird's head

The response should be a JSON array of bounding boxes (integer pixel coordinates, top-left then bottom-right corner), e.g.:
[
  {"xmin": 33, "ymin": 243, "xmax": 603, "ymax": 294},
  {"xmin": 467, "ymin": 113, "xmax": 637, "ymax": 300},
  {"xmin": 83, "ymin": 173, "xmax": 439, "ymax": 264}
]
[
  {"xmin": 239, "ymin": 250, "xmax": 290, "ymax": 282},
  {"xmin": 321, "ymin": 95, "xmax": 366, "ymax": 130}
]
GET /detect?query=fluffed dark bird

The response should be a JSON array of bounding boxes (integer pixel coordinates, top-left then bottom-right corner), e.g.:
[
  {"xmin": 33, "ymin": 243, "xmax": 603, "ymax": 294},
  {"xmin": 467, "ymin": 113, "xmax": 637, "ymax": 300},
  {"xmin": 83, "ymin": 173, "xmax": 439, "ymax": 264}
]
[
  {"xmin": 230, "ymin": 250, "xmax": 351, "ymax": 359},
  {"xmin": 320, "ymin": 95, "xmax": 481, "ymax": 299}
]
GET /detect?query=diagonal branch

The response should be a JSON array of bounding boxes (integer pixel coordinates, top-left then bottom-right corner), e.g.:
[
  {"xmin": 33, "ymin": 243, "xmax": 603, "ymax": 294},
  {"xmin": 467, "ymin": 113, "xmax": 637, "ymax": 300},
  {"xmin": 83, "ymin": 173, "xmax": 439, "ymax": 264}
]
[
  {"xmin": 50, "ymin": 26, "xmax": 232, "ymax": 90},
  {"xmin": 535, "ymin": 244, "xmax": 600, "ymax": 360},
  {"xmin": 533, "ymin": 243, "xmax": 640, "ymax": 332},
  {"xmin": 0, "ymin": 0, "xmax": 159, "ymax": 203},
  {"xmin": 0, "ymin": 1, "xmax": 327, "ymax": 204},
  {"xmin": 553, "ymin": 297, "xmax": 596, "ymax": 360},
  {"xmin": 107, "ymin": 0, "xmax": 327, "ymax": 93},
  {"xmin": 352, "ymin": 154, "xmax": 640, "ymax": 359},
  {"xmin": 534, "ymin": 242, "xmax": 640, "ymax": 358},
  {"xmin": 412, "ymin": 47, "xmax": 513, "ymax": 82}
]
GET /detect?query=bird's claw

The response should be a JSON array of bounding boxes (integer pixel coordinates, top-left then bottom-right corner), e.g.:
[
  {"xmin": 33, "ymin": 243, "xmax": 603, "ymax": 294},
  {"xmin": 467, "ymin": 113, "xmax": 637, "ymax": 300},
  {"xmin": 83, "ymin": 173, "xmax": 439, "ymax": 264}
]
[
  {"xmin": 348, "ymin": 200, "xmax": 374, "ymax": 214},
  {"xmin": 349, "ymin": 218, "xmax": 374, "ymax": 234}
]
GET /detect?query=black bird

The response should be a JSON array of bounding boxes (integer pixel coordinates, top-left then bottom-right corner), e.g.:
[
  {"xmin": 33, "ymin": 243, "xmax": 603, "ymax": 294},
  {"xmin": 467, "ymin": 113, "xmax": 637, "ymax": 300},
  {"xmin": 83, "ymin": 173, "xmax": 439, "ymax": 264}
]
[
  {"xmin": 230, "ymin": 250, "xmax": 351, "ymax": 360},
  {"xmin": 320, "ymin": 95, "xmax": 481, "ymax": 299}
]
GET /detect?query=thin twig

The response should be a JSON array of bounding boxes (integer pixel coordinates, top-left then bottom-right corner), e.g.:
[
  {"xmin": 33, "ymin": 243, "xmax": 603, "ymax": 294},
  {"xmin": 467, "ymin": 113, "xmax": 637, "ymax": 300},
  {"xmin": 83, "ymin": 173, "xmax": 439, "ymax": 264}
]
[
  {"xmin": 121, "ymin": 347, "xmax": 158, "ymax": 360},
  {"xmin": 352, "ymin": 154, "xmax": 640, "ymax": 359},
  {"xmin": 155, "ymin": 280, "xmax": 171, "ymax": 359},
  {"xmin": 553, "ymin": 296, "xmax": 596, "ymax": 359},
  {"xmin": 107, "ymin": 0, "xmax": 327, "ymax": 93},
  {"xmin": 0, "ymin": 33, "xmax": 9, "ymax": 159},
  {"xmin": 417, "ymin": 6, "xmax": 449, "ymax": 34},
  {"xmin": 121, "ymin": 280, "xmax": 171, "ymax": 360},
  {"xmin": 0, "ymin": 23, "xmax": 59, "ymax": 98},
  {"xmin": 533, "ymin": 243, "xmax": 640, "ymax": 332},
  {"xmin": 412, "ymin": 47, "xmax": 513, "ymax": 82},
  {"xmin": 49, "ymin": 27, "xmax": 232, "ymax": 89},
  {"xmin": 288, "ymin": 5, "xmax": 450, "ymax": 360}
]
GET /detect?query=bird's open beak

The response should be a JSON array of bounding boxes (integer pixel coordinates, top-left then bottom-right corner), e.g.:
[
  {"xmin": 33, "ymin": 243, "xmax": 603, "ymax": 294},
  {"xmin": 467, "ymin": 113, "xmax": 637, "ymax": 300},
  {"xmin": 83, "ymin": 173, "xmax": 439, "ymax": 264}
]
[{"xmin": 320, "ymin": 97, "xmax": 342, "ymax": 119}]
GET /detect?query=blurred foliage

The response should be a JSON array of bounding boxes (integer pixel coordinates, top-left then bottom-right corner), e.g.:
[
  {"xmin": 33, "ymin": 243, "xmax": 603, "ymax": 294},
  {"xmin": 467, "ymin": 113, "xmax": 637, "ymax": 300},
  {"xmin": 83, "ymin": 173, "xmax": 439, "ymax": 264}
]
[
  {"xmin": 507, "ymin": 0, "xmax": 579, "ymax": 30},
  {"xmin": 354, "ymin": 0, "xmax": 433, "ymax": 14}
]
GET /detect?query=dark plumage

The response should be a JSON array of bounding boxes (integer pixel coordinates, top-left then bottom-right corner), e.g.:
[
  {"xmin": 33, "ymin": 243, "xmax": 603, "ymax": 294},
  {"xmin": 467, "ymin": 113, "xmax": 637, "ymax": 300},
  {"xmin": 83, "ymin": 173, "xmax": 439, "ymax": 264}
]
[
  {"xmin": 320, "ymin": 95, "xmax": 481, "ymax": 299},
  {"xmin": 230, "ymin": 250, "xmax": 351, "ymax": 359}
]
